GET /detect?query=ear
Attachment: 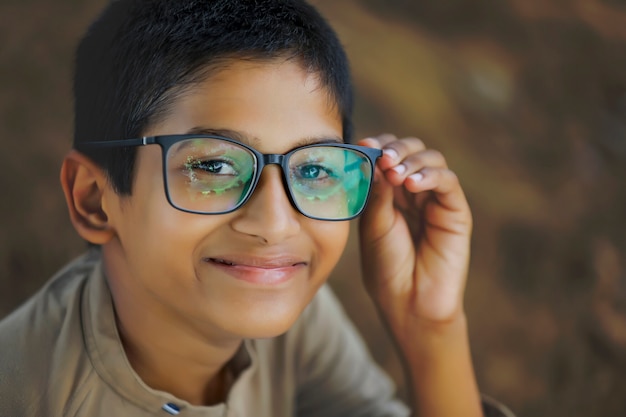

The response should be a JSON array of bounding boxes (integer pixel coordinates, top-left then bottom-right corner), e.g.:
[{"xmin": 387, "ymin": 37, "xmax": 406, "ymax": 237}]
[{"xmin": 60, "ymin": 150, "xmax": 116, "ymax": 245}]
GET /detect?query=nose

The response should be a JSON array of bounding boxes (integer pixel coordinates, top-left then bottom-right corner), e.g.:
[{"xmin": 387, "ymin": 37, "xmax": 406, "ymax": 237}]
[{"xmin": 230, "ymin": 166, "xmax": 301, "ymax": 245}]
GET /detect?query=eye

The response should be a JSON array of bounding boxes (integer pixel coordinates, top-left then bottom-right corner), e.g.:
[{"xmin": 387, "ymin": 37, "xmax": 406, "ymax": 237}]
[
  {"xmin": 187, "ymin": 159, "xmax": 237, "ymax": 176},
  {"xmin": 296, "ymin": 164, "xmax": 332, "ymax": 180}
]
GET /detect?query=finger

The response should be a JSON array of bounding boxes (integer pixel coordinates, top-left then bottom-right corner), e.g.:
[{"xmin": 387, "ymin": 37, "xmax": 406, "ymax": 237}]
[
  {"xmin": 357, "ymin": 135, "xmax": 426, "ymax": 168},
  {"xmin": 372, "ymin": 133, "xmax": 400, "ymax": 147},
  {"xmin": 357, "ymin": 137, "xmax": 383, "ymax": 150},
  {"xmin": 383, "ymin": 149, "xmax": 448, "ymax": 186},
  {"xmin": 378, "ymin": 137, "xmax": 426, "ymax": 170},
  {"xmin": 356, "ymin": 133, "xmax": 400, "ymax": 151},
  {"xmin": 403, "ymin": 167, "xmax": 469, "ymax": 213}
]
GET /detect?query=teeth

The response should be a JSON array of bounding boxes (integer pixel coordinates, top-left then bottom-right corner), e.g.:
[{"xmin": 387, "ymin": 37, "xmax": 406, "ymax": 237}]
[
  {"xmin": 214, "ymin": 259, "xmax": 235, "ymax": 266},
  {"xmin": 205, "ymin": 258, "xmax": 307, "ymax": 268}
]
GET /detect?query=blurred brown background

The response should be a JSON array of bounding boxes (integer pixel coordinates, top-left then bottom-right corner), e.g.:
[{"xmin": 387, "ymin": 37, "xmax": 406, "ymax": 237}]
[{"xmin": 2, "ymin": 0, "xmax": 626, "ymax": 416}]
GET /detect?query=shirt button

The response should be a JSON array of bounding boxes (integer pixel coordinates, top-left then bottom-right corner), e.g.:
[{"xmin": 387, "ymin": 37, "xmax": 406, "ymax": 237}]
[{"xmin": 162, "ymin": 403, "xmax": 181, "ymax": 415}]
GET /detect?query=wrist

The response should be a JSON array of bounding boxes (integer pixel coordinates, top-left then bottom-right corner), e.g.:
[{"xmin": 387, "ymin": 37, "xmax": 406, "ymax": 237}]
[
  {"xmin": 373, "ymin": 294, "xmax": 467, "ymax": 345},
  {"xmin": 390, "ymin": 312, "xmax": 482, "ymax": 417},
  {"xmin": 392, "ymin": 311, "xmax": 470, "ymax": 364}
]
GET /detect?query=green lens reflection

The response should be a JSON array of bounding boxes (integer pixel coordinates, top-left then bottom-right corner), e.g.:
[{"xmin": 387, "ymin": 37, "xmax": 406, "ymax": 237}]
[
  {"xmin": 288, "ymin": 147, "xmax": 372, "ymax": 218},
  {"xmin": 167, "ymin": 138, "xmax": 256, "ymax": 212}
]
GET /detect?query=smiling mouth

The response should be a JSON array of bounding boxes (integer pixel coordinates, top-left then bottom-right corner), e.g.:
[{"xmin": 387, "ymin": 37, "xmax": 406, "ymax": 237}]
[
  {"xmin": 203, "ymin": 257, "xmax": 308, "ymax": 285},
  {"xmin": 205, "ymin": 258, "xmax": 308, "ymax": 268}
]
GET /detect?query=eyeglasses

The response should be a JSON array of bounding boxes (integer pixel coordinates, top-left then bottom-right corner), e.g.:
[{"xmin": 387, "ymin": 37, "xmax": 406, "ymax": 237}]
[{"xmin": 77, "ymin": 134, "xmax": 382, "ymax": 221}]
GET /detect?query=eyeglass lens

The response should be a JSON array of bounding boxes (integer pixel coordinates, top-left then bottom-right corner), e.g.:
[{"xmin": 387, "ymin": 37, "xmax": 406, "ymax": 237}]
[{"xmin": 165, "ymin": 137, "xmax": 373, "ymax": 219}]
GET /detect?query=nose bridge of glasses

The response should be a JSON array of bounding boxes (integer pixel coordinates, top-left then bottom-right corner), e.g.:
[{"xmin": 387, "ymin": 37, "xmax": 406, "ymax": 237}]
[
  {"xmin": 252, "ymin": 154, "xmax": 296, "ymax": 213},
  {"xmin": 258, "ymin": 154, "xmax": 287, "ymax": 177},
  {"xmin": 262, "ymin": 154, "xmax": 283, "ymax": 166},
  {"xmin": 255, "ymin": 153, "xmax": 288, "ymax": 187}
]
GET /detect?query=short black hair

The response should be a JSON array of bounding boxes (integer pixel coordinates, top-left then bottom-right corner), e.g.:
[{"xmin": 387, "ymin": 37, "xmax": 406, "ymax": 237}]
[{"xmin": 74, "ymin": 0, "xmax": 353, "ymax": 195}]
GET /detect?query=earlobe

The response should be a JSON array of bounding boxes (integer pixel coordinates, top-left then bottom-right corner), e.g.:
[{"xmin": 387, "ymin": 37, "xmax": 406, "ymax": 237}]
[{"xmin": 60, "ymin": 150, "xmax": 116, "ymax": 245}]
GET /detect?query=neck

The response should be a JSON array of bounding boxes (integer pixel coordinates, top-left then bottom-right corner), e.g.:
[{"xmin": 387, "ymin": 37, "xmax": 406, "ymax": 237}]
[
  {"xmin": 104, "ymin": 256, "xmax": 242, "ymax": 406},
  {"xmin": 118, "ymin": 317, "xmax": 239, "ymax": 405}
]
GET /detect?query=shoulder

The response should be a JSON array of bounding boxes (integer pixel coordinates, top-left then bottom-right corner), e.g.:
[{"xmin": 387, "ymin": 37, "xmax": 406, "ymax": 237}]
[
  {"xmin": 0, "ymin": 250, "xmax": 99, "ymax": 344},
  {"xmin": 0, "ymin": 250, "xmax": 100, "ymax": 416}
]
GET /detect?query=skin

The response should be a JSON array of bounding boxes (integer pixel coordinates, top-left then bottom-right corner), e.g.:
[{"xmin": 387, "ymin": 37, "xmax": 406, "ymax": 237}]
[
  {"xmin": 358, "ymin": 135, "xmax": 482, "ymax": 416},
  {"xmin": 61, "ymin": 59, "xmax": 482, "ymax": 415}
]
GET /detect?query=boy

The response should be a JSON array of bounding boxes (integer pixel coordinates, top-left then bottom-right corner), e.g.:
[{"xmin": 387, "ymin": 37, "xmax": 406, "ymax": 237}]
[{"xmin": 0, "ymin": 0, "xmax": 513, "ymax": 416}]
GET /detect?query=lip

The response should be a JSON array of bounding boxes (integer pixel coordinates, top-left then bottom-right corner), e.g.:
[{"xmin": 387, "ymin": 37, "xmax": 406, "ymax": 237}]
[{"xmin": 203, "ymin": 254, "xmax": 308, "ymax": 285}]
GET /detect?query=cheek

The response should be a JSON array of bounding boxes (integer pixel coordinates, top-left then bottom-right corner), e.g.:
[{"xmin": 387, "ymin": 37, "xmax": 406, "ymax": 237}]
[
  {"xmin": 111, "ymin": 159, "xmax": 204, "ymax": 277},
  {"xmin": 309, "ymin": 221, "xmax": 350, "ymax": 277}
]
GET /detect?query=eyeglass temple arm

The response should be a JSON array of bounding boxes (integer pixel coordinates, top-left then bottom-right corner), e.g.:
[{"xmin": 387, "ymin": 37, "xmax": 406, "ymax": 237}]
[{"xmin": 74, "ymin": 136, "xmax": 158, "ymax": 149}]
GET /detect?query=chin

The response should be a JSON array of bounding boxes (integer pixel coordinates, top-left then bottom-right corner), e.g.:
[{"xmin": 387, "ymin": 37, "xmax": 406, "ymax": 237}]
[
  {"xmin": 240, "ymin": 324, "xmax": 294, "ymax": 340},
  {"xmin": 227, "ymin": 304, "xmax": 304, "ymax": 340}
]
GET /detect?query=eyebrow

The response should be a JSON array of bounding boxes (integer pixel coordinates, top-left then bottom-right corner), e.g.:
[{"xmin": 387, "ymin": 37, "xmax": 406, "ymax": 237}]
[{"xmin": 184, "ymin": 127, "xmax": 344, "ymax": 150}]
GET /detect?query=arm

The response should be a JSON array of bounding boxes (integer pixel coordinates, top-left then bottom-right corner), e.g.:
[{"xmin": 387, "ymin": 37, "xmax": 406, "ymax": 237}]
[{"xmin": 358, "ymin": 134, "xmax": 483, "ymax": 417}]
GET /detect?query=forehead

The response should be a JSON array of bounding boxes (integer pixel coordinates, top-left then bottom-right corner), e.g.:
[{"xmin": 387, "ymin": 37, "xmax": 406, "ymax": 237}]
[{"xmin": 147, "ymin": 59, "xmax": 343, "ymax": 153}]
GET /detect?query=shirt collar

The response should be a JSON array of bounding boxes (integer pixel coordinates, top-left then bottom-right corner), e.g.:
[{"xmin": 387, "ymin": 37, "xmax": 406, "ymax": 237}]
[{"xmin": 81, "ymin": 254, "xmax": 257, "ymax": 416}]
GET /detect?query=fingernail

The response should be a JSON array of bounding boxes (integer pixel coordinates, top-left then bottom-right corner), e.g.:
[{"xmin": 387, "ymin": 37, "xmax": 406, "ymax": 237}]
[
  {"xmin": 392, "ymin": 164, "xmax": 406, "ymax": 175},
  {"xmin": 383, "ymin": 148, "xmax": 398, "ymax": 161},
  {"xmin": 409, "ymin": 172, "xmax": 424, "ymax": 182},
  {"xmin": 363, "ymin": 137, "xmax": 380, "ymax": 147}
]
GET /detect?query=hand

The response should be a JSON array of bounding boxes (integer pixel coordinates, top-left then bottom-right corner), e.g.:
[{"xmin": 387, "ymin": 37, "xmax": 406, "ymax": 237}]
[{"xmin": 358, "ymin": 134, "xmax": 473, "ymax": 327}]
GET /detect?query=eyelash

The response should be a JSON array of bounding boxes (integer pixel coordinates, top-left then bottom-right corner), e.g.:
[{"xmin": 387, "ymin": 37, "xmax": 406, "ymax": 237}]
[{"xmin": 185, "ymin": 158, "xmax": 237, "ymax": 174}]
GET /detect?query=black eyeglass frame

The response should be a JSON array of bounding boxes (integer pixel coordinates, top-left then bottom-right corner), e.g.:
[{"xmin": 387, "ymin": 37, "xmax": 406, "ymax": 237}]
[{"xmin": 76, "ymin": 134, "xmax": 383, "ymax": 221}]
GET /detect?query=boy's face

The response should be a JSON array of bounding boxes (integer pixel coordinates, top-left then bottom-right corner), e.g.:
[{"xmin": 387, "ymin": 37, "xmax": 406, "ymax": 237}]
[{"xmin": 102, "ymin": 60, "xmax": 350, "ymax": 339}]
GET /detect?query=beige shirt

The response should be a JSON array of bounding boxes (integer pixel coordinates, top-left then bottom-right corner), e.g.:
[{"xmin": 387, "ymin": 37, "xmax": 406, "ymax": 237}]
[{"xmin": 0, "ymin": 251, "xmax": 513, "ymax": 417}]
